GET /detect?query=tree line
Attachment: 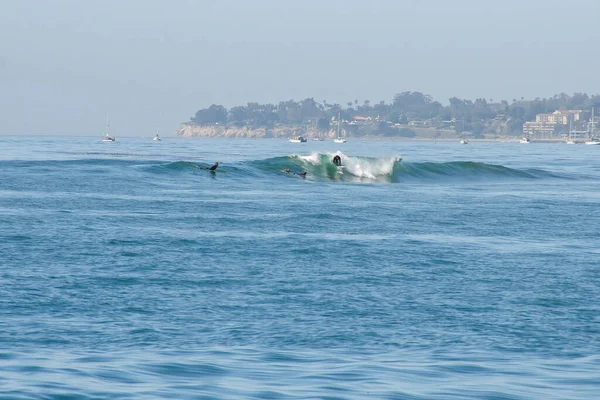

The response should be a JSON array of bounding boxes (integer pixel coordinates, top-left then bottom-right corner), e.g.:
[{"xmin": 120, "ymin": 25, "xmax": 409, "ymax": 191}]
[{"xmin": 190, "ymin": 92, "xmax": 600, "ymax": 136}]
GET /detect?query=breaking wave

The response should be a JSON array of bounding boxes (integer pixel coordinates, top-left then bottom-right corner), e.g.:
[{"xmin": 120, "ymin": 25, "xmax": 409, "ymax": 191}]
[
  {"xmin": 3, "ymin": 154, "xmax": 573, "ymax": 183},
  {"xmin": 243, "ymin": 152, "xmax": 567, "ymax": 183}
]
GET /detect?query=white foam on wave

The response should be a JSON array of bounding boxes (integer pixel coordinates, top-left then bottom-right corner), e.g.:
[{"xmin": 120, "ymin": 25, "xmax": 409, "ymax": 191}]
[
  {"xmin": 297, "ymin": 152, "xmax": 322, "ymax": 164},
  {"xmin": 297, "ymin": 152, "xmax": 402, "ymax": 179},
  {"xmin": 342, "ymin": 154, "xmax": 401, "ymax": 179}
]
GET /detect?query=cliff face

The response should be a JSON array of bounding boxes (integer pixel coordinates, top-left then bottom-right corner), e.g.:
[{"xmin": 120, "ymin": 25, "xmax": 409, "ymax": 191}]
[{"xmin": 177, "ymin": 123, "xmax": 337, "ymax": 139}]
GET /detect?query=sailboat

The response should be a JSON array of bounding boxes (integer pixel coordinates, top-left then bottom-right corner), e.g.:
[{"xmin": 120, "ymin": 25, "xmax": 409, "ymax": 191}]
[
  {"xmin": 585, "ymin": 107, "xmax": 599, "ymax": 145},
  {"xmin": 312, "ymin": 119, "xmax": 324, "ymax": 140},
  {"xmin": 102, "ymin": 114, "xmax": 115, "ymax": 142},
  {"xmin": 333, "ymin": 112, "xmax": 346, "ymax": 143},
  {"xmin": 153, "ymin": 114, "xmax": 162, "ymax": 141},
  {"xmin": 459, "ymin": 118, "xmax": 468, "ymax": 143},
  {"xmin": 565, "ymin": 118, "xmax": 577, "ymax": 144}
]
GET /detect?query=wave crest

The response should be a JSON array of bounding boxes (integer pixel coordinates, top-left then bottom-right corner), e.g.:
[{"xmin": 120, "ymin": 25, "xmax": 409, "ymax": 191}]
[{"xmin": 20, "ymin": 155, "xmax": 567, "ymax": 183}]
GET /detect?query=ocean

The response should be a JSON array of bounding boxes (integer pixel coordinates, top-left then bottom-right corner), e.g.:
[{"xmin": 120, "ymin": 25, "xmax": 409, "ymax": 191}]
[{"xmin": 1, "ymin": 136, "xmax": 599, "ymax": 399}]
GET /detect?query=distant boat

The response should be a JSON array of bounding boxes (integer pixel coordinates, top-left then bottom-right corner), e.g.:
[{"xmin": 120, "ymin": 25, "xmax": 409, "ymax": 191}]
[
  {"xmin": 154, "ymin": 114, "xmax": 161, "ymax": 141},
  {"xmin": 565, "ymin": 119, "xmax": 577, "ymax": 144},
  {"xmin": 585, "ymin": 107, "xmax": 598, "ymax": 145},
  {"xmin": 289, "ymin": 136, "xmax": 307, "ymax": 143},
  {"xmin": 519, "ymin": 137, "xmax": 530, "ymax": 144},
  {"xmin": 460, "ymin": 139, "xmax": 468, "ymax": 144},
  {"xmin": 334, "ymin": 112, "xmax": 346, "ymax": 143},
  {"xmin": 312, "ymin": 119, "xmax": 324, "ymax": 141},
  {"xmin": 102, "ymin": 114, "xmax": 115, "ymax": 142}
]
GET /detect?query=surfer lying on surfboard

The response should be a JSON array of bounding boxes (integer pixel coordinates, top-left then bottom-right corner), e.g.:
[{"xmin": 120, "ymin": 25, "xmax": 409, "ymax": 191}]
[
  {"xmin": 198, "ymin": 162, "xmax": 219, "ymax": 171},
  {"xmin": 283, "ymin": 168, "xmax": 307, "ymax": 178}
]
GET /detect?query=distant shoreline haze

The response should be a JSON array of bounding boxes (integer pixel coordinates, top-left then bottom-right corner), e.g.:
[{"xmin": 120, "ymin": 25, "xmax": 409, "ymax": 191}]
[{"xmin": 183, "ymin": 92, "xmax": 600, "ymax": 139}]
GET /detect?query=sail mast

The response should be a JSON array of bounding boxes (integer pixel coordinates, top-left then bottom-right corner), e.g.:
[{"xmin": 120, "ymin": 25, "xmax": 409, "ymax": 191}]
[
  {"xmin": 592, "ymin": 107, "xmax": 595, "ymax": 138},
  {"xmin": 566, "ymin": 115, "xmax": 575, "ymax": 143}
]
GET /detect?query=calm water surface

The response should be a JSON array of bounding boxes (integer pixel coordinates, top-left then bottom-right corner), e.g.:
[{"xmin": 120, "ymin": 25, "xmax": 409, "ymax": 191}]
[{"xmin": 1, "ymin": 136, "xmax": 599, "ymax": 399}]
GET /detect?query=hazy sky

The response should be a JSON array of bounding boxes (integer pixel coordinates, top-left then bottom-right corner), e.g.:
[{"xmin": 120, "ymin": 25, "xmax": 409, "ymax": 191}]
[{"xmin": 1, "ymin": 0, "xmax": 599, "ymax": 135}]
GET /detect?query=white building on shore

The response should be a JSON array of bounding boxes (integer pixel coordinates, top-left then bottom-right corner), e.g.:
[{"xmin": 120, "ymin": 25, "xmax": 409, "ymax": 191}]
[{"xmin": 523, "ymin": 110, "xmax": 582, "ymax": 136}]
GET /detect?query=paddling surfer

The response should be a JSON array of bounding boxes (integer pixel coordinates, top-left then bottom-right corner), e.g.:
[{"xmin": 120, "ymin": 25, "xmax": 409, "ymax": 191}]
[
  {"xmin": 283, "ymin": 168, "xmax": 307, "ymax": 178},
  {"xmin": 198, "ymin": 162, "xmax": 219, "ymax": 171}
]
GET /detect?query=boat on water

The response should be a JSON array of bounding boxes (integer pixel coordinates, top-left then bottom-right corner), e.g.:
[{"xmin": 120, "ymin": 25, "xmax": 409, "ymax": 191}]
[
  {"xmin": 312, "ymin": 119, "xmax": 325, "ymax": 141},
  {"xmin": 519, "ymin": 137, "xmax": 530, "ymax": 144},
  {"xmin": 154, "ymin": 114, "xmax": 161, "ymax": 141},
  {"xmin": 460, "ymin": 139, "xmax": 468, "ymax": 144},
  {"xmin": 334, "ymin": 113, "xmax": 346, "ymax": 143},
  {"xmin": 289, "ymin": 136, "xmax": 307, "ymax": 143},
  {"xmin": 585, "ymin": 108, "xmax": 598, "ymax": 145},
  {"xmin": 565, "ymin": 119, "xmax": 578, "ymax": 144},
  {"xmin": 102, "ymin": 114, "xmax": 115, "ymax": 142}
]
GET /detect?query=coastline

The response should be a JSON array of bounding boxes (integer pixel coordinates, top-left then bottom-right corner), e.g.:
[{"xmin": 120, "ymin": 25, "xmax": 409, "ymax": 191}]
[
  {"xmin": 176, "ymin": 136, "xmax": 573, "ymax": 144},
  {"xmin": 176, "ymin": 124, "xmax": 570, "ymax": 143},
  {"xmin": 176, "ymin": 123, "xmax": 472, "ymax": 141},
  {"xmin": 176, "ymin": 123, "xmax": 575, "ymax": 143}
]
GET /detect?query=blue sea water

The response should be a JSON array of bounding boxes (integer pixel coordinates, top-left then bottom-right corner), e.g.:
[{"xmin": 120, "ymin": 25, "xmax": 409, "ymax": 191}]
[{"xmin": 1, "ymin": 136, "xmax": 600, "ymax": 399}]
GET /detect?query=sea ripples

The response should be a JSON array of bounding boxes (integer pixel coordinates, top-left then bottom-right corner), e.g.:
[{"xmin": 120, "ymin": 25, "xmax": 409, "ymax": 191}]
[
  {"xmin": 1, "ymin": 350, "xmax": 598, "ymax": 399},
  {"xmin": 2, "ymin": 138, "xmax": 600, "ymax": 398}
]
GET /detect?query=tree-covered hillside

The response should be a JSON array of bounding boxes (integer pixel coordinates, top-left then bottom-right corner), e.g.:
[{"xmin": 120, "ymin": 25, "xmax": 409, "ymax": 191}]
[{"xmin": 189, "ymin": 92, "xmax": 600, "ymax": 137}]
